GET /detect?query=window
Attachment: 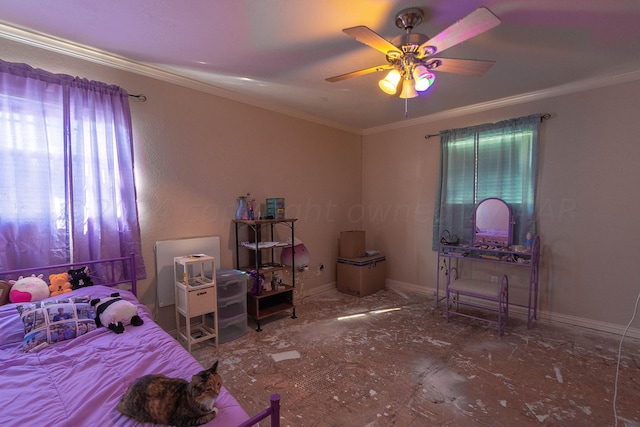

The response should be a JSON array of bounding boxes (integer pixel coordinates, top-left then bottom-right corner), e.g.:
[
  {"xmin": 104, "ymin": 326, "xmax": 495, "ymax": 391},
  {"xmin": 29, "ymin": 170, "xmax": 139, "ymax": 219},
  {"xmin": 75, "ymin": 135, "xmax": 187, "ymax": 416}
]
[
  {"xmin": 0, "ymin": 59, "xmax": 145, "ymax": 281},
  {"xmin": 432, "ymin": 114, "xmax": 541, "ymax": 249}
]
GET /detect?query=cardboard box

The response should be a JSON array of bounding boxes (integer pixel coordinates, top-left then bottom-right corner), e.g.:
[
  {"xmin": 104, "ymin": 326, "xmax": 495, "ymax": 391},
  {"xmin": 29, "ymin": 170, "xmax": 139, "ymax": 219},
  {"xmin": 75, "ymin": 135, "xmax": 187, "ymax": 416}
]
[
  {"xmin": 339, "ymin": 230, "xmax": 366, "ymax": 258},
  {"xmin": 337, "ymin": 255, "xmax": 386, "ymax": 297}
]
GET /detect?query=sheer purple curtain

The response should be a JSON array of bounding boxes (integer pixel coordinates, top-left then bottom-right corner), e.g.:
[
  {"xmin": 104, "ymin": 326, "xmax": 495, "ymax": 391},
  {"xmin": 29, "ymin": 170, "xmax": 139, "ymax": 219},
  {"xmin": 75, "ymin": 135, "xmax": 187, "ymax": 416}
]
[{"xmin": 0, "ymin": 59, "xmax": 146, "ymax": 281}]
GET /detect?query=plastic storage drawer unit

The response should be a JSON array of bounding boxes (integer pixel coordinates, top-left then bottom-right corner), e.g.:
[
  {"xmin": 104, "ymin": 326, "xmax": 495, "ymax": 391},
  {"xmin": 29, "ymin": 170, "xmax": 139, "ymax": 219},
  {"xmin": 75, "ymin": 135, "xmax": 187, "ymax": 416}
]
[
  {"xmin": 216, "ymin": 269, "xmax": 248, "ymax": 343},
  {"xmin": 219, "ymin": 293, "xmax": 246, "ymax": 319},
  {"xmin": 217, "ymin": 269, "xmax": 247, "ymax": 303},
  {"xmin": 218, "ymin": 313, "xmax": 249, "ymax": 343}
]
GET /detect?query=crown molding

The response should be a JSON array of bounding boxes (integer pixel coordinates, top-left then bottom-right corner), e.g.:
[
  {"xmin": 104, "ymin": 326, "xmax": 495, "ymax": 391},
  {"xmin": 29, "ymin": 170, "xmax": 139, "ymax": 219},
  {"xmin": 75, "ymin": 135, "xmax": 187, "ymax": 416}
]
[
  {"xmin": 0, "ymin": 21, "xmax": 360, "ymax": 134},
  {"xmin": 363, "ymin": 68, "xmax": 640, "ymax": 135},
  {"xmin": 2, "ymin": 21, "xmax": 638, "ymax": 137}
]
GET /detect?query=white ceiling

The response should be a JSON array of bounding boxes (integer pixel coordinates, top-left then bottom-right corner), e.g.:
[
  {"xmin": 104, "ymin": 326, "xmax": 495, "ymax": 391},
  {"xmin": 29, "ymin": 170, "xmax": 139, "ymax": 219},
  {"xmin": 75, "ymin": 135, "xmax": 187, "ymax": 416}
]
[{"xmin": 1, "ymin": 0, "xmax": 640, "ymax": 133}]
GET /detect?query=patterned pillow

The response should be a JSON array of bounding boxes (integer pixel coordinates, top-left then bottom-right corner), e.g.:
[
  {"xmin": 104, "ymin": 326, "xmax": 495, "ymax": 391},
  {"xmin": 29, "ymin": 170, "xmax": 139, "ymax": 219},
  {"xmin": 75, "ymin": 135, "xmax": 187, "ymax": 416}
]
[{"xmin": 16, "ymin": 296, "xmax": 97, "ymax": 352}]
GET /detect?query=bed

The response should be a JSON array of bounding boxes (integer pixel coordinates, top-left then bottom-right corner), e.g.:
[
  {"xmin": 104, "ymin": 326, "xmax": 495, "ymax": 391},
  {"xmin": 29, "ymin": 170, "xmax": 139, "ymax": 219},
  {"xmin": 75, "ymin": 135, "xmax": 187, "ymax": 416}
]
[{"xmin": 0, "ymin": 255, "xmax": 279, "ymax": 427}]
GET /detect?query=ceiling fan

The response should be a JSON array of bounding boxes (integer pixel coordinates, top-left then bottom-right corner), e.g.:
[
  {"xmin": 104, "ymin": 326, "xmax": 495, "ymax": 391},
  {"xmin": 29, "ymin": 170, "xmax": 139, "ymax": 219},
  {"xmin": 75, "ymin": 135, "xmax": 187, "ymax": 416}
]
[{"xmin": 326, "ymin": 6, "xmax": 501, "ymax": 99}]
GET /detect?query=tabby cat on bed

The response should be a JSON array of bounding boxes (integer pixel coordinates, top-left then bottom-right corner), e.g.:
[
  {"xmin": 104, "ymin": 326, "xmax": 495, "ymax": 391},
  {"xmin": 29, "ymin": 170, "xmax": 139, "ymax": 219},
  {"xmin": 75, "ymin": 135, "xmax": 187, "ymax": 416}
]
[{"xmin": 117, "ymin": 361, "xmax": 221, "ymax": 427}]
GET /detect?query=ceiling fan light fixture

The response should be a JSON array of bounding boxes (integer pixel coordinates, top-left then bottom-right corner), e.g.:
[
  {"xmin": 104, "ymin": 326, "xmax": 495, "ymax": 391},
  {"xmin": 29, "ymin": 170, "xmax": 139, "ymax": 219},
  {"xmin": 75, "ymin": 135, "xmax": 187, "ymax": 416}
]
[
  {"xmin": 378, "ymin": 69, "xmax": 401, "ymax": 94},
  {"xmin": 413, "ymin": 66, "xmax": 435, "ymax": 92},
  {"xmin": 399, "ymin": 79, "xmax": 418, "ymax": 99},
  {"xmin": 412, "ymin": 64, "xmax": 429, "ymax": 80}
]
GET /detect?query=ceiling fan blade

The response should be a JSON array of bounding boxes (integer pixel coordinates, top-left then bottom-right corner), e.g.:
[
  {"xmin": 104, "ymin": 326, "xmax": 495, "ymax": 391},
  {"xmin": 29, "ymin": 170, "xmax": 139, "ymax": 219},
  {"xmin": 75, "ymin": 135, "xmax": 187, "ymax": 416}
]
[
  {"xmin": 427, "ymin": 58, "xmax": 495, "ymax": 76},
  {"xmin": 326, "ymin": 64, "xmax": 393, "ymax": 82},
  {"xmin": 417, "ymin": 7, "xmax": 500, "ymax": 58},
  {"xmin": 342, "ymin": 26, "xmax": 402, "ymax": 56}
]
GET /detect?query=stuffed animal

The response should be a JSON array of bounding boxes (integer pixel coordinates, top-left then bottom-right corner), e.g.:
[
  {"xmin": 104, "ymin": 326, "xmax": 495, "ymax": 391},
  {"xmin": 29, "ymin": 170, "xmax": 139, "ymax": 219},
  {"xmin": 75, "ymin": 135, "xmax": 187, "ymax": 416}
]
[
  {"xmin": 90, "ymin": 292, "xmax": 143, "ymax": 334},
  {"xmin": 9, "ymin": 274, "xmax": 50, "ymax": 303},
  {"xmin": 0, "ymin": 280, "xmax": 12, "ymax": 306},
  {"xmin": 68, "ymin": 267, "xmax": 94, "ymax": 290},
  {"xmin": 49, "ymin": 272, "xmax": 72, "ymax": 297},
  {"xmin": 249, "ymin": 270, "xmax": 264, "ymax": 295}
]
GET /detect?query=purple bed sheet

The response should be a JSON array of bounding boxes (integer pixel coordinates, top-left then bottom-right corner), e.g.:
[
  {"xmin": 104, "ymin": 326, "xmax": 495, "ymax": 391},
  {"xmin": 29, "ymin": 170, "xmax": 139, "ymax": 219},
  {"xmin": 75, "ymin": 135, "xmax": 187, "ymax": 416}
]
[{"xmin": 0, "ymin": 285, "xmax": 250, "ymax": 427}]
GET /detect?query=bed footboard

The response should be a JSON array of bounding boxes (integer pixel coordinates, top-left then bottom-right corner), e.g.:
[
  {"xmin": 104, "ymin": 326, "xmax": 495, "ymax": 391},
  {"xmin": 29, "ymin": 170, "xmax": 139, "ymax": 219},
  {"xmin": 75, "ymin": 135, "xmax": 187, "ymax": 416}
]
[
  {"xmin": 0, "ymin": 253, "xmax": 137, "ymax": 295},
  {"xmin": 237, "ymin": 394, "xmax": 280, "ymax": 427}
]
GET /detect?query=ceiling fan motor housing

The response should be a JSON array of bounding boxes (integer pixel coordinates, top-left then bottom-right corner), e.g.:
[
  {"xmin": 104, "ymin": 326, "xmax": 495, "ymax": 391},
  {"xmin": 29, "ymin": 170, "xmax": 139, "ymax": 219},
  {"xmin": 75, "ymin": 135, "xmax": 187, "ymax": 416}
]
[
  {"xmin": 395, "ymin": 7, "xmax": 425, "ymax": 31},
  {"xmin": 392, "ymin": 33, "xmax": 430, "ymax": 54},
  {"xmin": 390, "ymin": 9, "xmax": 433, "ymax": 78}
]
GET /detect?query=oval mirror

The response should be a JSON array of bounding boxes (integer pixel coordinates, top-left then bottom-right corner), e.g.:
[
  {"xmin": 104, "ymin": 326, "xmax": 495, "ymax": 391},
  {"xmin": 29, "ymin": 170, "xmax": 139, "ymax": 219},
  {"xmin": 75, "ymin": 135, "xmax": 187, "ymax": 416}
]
[{"xmin": 473, "ymin": 198, "xmax": 512, "ymax": 246}]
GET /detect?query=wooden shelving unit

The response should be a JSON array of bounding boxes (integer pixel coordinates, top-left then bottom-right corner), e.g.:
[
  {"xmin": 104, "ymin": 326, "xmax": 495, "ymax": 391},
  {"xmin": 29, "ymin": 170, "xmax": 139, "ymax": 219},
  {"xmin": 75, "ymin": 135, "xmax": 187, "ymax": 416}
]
[{"xmin": 233, "ymin": 218, "xmax": 297, "ymax": 331}]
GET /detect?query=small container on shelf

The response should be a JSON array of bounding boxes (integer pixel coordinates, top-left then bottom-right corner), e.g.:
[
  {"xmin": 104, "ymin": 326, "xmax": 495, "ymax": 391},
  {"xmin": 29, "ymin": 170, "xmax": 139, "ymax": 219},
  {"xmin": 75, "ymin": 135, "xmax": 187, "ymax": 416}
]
[{"xmin": 266, "ymin": 198, "xmax": 285, "ymax": 219}]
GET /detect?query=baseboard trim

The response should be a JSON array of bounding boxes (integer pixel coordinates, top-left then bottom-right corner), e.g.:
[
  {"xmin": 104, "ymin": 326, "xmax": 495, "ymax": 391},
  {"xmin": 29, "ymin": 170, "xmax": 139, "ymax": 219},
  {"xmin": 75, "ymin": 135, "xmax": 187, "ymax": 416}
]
[
  {"xmin": 385, "ymin": 280, "xmax": 640, "ymax": 340},
  {"xmin": 301, "ymin": 282, "xmax": 336, "ymax": 299},
  {"xmin": 303, "ymin": 280, "xmax": 640, "ymax": 340},
  {"xmin": 386, "ymin": 279, "xmax": 433, "ymax": 297},
  {"xmin": 540, "ymin": 311, "xmax": 640, "ymax": 340}
]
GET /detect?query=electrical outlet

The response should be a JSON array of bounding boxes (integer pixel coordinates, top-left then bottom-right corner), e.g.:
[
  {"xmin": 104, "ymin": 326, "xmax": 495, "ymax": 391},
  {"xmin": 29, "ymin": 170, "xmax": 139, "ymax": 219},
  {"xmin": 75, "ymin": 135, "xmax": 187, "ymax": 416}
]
[{"xmin": 490, "ymin": 275, "xmax": 499, "ymax": 283}]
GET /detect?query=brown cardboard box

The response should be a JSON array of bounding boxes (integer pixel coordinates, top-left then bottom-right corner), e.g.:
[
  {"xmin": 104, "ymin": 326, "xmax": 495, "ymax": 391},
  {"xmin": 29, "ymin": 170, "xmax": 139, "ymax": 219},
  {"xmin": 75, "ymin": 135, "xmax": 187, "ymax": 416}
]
[
  {"xmin": 337, "ymin": 255, "xmax": 386, "ymax": 297},
  {"xmin": 339, "ymin": 230, "xmax": 366, "ymax": 258}
]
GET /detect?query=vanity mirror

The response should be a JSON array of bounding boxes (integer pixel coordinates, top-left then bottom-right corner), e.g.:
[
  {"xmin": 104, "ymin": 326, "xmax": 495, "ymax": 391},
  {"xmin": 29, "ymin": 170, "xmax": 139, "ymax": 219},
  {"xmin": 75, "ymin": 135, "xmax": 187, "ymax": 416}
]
[{"xmin": 472, "ymin": 197, "xmax": 512, "ymax": 247}]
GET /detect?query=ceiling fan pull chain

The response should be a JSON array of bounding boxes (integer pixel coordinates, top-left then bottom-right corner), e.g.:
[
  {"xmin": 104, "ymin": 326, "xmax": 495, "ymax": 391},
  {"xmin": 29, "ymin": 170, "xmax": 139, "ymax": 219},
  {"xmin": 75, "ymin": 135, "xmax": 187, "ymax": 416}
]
[{"xmin": 404, "ymin": 97, "xmax": 409, "ymax": 118}]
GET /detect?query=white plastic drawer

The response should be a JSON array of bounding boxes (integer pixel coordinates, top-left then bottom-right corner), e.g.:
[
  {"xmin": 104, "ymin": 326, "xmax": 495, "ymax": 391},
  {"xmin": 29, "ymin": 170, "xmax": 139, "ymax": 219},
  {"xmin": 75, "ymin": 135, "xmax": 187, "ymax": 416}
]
[{"xmin": 187, "ymin": 286, "xmax": 216, "ymax": 317}]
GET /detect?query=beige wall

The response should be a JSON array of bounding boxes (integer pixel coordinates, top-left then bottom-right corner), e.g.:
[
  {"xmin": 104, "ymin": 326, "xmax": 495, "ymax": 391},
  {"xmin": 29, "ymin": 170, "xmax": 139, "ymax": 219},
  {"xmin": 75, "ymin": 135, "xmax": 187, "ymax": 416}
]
[
  {"xmin": 0, "ymin": 38, "xmax": 362, "ymax": 330},
  {"xmin": 362, "ymin": 80, "xmax": 640, "ymax": 334},
  {"xmin": 3, "ymin": 35, "xmax": 640, "ymax": 335}
]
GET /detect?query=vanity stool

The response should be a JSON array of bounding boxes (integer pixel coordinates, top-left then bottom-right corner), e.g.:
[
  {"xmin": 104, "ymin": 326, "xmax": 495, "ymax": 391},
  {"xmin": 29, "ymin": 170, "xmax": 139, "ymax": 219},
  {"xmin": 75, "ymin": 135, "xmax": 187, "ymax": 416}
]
[{"xmin": 446, "ymin": 271, "xmax": 509, "ymax": 336}]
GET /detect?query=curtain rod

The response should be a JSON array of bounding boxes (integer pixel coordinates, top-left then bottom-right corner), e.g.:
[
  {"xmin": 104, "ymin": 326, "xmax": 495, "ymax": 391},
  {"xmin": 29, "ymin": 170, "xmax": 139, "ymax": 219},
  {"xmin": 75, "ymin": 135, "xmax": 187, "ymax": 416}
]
[
  {"xmin": 424, "ymin": 113, "xmax": 551, "ymax": 140},
  {"xmin": 128, "ymin": 93, "xmax": 147, "ymax": 102}
]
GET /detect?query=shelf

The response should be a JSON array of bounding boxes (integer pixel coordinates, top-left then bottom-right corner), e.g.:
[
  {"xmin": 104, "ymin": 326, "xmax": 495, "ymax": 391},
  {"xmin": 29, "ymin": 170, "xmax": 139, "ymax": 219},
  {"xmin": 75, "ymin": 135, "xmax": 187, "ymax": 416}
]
[
  {"xmin": 440, "ymin": 243, "xmax": 532, "ymax": 255},
  {"xmin": 249, "ymin": 284, "xmax": 294, "ymax": 299},
  {"xmin": 251, "ymin": 302, "xmax": 294, "ymax": 320},
  {"xmin": 233, "ymin": 218, "xmax": 298, "ymax": 225},
  {"xmin": 238, "ymin": 262, "xmax": 286, "ymax": 275},
  {"xmin": 234, "ymin": 218, "xmax": 298, "ymax": 331},
  {"xmin": 440, "ymin": 244, "xmax": 533, "ymax": 266},
  {"xmin": 174, "ymin": 255, "xmax": 218, "ymax": 352},
  {"xmin": 177, "ymin": 323, "xmax": 216, "ymax": 346},
  {"xmin": 240, "ymin": 241, "xmax": 288, "ymax": 250},
  {"xmin": 247, "ymin": 285, "xmax": 295, "ymax": 331}
]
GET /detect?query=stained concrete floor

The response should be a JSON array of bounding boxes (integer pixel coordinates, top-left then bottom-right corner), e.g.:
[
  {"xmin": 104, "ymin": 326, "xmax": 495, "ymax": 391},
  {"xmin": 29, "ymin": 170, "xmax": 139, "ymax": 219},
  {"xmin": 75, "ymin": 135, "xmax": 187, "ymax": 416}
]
[{"xmin": 192, "ymin": 288, "xmax": 640, "ymax": 427}]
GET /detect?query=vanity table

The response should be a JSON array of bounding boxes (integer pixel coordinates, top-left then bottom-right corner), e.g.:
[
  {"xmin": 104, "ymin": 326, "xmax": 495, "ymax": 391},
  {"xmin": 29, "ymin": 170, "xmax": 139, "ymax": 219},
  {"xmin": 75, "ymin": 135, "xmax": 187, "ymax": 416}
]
[{"xmin": 437, "ymin": 198, "xmax": 541, "ymax": 332}]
